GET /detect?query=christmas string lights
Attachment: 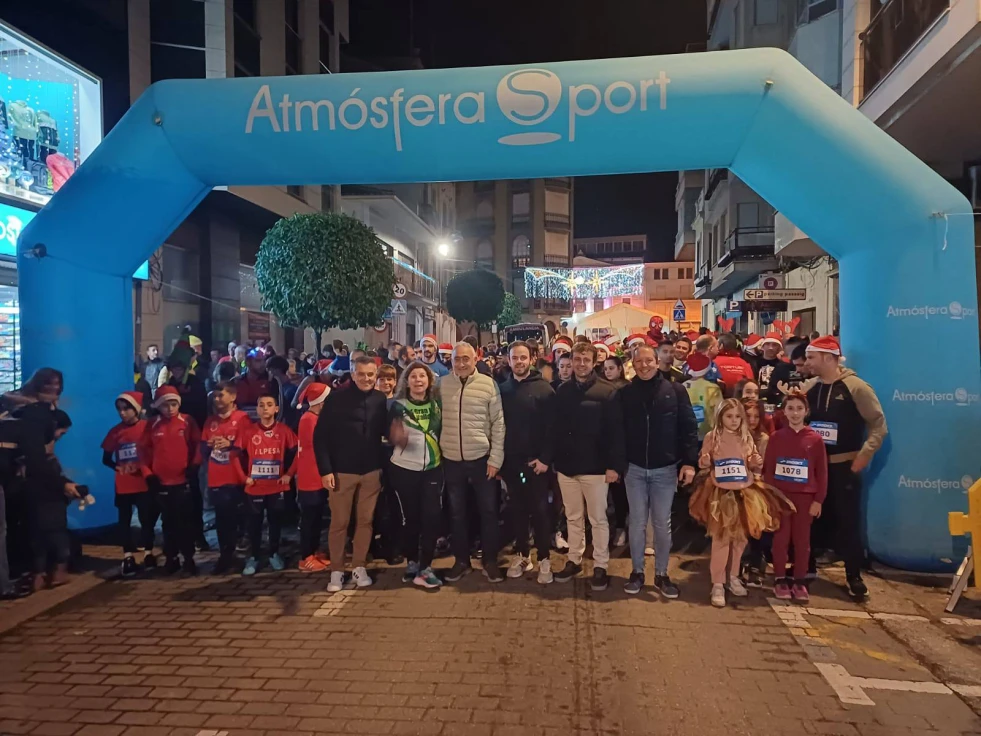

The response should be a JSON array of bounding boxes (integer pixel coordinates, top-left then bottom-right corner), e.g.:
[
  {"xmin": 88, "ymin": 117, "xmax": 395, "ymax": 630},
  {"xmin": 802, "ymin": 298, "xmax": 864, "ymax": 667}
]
[{"xmin": 524, "ymin": 263, "xmax": 644, "ymax": 300}]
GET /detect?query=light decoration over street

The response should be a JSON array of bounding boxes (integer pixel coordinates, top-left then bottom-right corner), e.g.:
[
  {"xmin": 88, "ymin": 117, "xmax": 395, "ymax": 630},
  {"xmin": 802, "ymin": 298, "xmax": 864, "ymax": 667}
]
[{"xmin": 524, "ymin": 263, "xmax": 644, "ymax": 299}]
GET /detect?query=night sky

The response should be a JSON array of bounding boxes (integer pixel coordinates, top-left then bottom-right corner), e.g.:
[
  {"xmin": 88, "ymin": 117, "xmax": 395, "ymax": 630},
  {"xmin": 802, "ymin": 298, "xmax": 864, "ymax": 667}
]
[{"xmin": 347, "ymin": 0, "xmax": 707, "ymax": 262}]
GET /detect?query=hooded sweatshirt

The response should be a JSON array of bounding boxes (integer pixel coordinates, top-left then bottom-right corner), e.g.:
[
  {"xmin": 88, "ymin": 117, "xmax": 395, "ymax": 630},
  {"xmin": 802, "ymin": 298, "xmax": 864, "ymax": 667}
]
[
  {"xmin": 763, "ymin": 425, "xmax": 828, "ymax": 500},
  {"xmin": 806, "ymin": 368, "xmax": 887, "ymax": 465}
]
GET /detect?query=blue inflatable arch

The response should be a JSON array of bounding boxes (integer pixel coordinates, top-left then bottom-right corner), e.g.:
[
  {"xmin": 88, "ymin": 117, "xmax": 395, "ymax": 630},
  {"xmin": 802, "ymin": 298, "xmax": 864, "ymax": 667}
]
[{"xmin": 19, "ymin": 49, "xmax": 980, "ymax": 570}]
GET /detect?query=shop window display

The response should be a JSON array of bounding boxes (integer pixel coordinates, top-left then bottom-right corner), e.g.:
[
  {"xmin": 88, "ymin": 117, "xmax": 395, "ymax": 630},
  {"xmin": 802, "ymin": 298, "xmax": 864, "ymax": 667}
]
[{"xmin": 0, "ymin": 22, "xmax": 102, "ymax": 207}]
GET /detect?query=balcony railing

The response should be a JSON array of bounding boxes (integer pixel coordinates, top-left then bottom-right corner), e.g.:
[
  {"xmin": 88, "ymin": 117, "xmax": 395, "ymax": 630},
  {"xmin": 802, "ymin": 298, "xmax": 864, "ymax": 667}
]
[
  {"xmin": 543, "ymin": 254, "xmax": 570, "ymax": 267},
  {"xmin": 393, "ymin": 259, "xmax": 439, "ymax": 303},
  {"xmin": 544, "ymin": 212, "xmax": 571, "ymax": 229},
  {"xmin": 511, "ymin": 255, "xmax": 531, "ymax": 269},
  {"xmin": 694, "ymin": 262, "xmax": 711, "ymax": 289},
  {"xmin": 530, "ymin": 297, "xmax": 572, "ymax": 313},
  {"xmin": 717, "ymin": 226, "xmax": 776, "ymax": 267},
  {"xmin": 705, "ymin": 168, "xmax": 728, "ymax": 201},
  {"xmin": 861, "ymin": 0, "xmax": 949, "ymax": 99}
]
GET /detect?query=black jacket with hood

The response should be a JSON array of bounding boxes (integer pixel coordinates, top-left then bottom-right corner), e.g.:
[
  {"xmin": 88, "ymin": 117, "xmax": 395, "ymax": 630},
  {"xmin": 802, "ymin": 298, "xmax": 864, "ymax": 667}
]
[{"xmin": 499, "ymin": 371, "xmax": 554, "ymax": 470}]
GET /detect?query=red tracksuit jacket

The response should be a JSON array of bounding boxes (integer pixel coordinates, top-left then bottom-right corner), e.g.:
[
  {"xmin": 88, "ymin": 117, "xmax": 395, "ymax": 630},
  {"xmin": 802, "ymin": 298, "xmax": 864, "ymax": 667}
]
[
  {"xmin": 762, "ymin": 426, "xmax": 828, "ymax": 501},
  {"xmin": 147, "ymin": 414, "xmax": 202, "ymax": 486}
]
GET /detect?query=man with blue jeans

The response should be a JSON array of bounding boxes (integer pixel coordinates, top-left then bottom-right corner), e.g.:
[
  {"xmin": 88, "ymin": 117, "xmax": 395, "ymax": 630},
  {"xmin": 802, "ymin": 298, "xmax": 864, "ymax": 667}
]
[{"xmin": 619, "ymin": 343, "xmax": 699, "ymax": 598}]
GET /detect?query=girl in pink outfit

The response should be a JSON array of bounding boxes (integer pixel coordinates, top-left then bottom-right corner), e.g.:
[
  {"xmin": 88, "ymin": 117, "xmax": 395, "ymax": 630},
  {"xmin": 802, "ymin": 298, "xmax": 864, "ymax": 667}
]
[{"xmin": 689, "ymin": 398, "xmax": 794, "ymax": 608}]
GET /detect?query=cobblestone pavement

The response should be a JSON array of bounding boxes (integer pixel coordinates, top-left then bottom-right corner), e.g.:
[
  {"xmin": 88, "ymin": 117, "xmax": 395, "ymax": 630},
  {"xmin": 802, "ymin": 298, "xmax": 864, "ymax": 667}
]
[{"xmin": 1, "ymin": 551, "xmax": 980, "ymax": 736}]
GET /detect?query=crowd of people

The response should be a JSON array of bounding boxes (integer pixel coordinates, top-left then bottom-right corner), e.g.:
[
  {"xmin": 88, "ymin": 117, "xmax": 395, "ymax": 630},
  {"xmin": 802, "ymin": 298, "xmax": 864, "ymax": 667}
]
[{"xmin": 0, "ymin": 325, "xmax": 887, "ymax": 609}]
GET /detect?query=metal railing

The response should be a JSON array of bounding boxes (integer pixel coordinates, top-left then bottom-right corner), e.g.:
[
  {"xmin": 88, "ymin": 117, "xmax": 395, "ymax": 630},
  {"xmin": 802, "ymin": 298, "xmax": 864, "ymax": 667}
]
[
  {"xmin": 861, "ymin": 0, "xmax": 949, "ymax": 98},
  {"xmin": 393, "ymin": 259, "xmax": 439, "ymax": 303},
  {"xmin": 511, "ymin": 255, "xmax": 531, "ymax": 268},
  {"xmin": 543, "ymin": 254, "xmax": 570, "ymax": 267},
  {"xmin": 694, "ymin": 262, "xmax": 711, "ymax": 288},
  {"xmin": 530, "ymin": 298, "xmax": 572, "ymax": 313},
  {"xmin": 544, "ymin": 212, "xmax": 571, "ymax": 229},
  {"xmin": 705, "ymin": 168, "xmax": 728, "ymax": 201},
  {"xmin": 717, "ymin": 226, "xmax": 776, "ymax": 267}
]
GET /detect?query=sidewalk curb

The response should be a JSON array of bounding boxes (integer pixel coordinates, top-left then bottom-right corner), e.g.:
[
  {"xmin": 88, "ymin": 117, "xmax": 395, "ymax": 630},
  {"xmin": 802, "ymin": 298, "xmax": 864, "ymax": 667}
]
[{"xmin": 0, "ymin": 572, "xmax": 107, "ymax": 637}]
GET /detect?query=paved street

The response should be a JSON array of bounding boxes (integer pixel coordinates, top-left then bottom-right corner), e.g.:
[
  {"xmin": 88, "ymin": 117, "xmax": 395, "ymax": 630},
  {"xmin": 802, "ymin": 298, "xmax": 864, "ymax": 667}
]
[{"xmin": 1, "ymin": 552, "xmax": 980, "ymax": 736}]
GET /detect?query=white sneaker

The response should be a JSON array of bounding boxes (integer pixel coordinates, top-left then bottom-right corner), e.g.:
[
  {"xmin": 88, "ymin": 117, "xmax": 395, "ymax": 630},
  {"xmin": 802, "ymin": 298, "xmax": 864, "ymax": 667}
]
[
  {"xmin": 507, "ymin": 556, "xmax": 533, "ymax": 578},
  {"xmin": 644, "ymin": 547, "xmax": 655, "ymax": 556},
  {"xmin": 729, "ymin": 576, "xmax": 748, "ymax": 597},
  {"xmin": 711, "ymin": 583, "xmax": 726, "ymax": 608},
  {"xmin": 613, "ymin": 529, "xmax": 627, "ymax": 547},
  {"xmin": 537, "ymin": 559, "xmax": 553, "ymax": 584},
  {"xmin": 327, "ymin": 571, "xmax": 344, "ymax": 592},
  {"xmin": 554, "ymin": 532, "xmax": 569, "ymax": 551},
  {"xmin": 352, "ymin": 567, "xmax": 373, "ymax": 588}
]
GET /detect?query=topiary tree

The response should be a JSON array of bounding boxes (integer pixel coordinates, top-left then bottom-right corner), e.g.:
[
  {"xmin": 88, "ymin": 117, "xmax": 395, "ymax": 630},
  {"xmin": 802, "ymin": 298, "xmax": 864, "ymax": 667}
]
[
  {"xmin": 256, "ymin": 212, "xmax": 395, "ymax": 355},
  {"xmin": 496, "ymin": 292, "xmax": 523, "ymax": 330},
  {"xmin": 445, "ymin": 269, "xmax": 505, "ymax": 344}
]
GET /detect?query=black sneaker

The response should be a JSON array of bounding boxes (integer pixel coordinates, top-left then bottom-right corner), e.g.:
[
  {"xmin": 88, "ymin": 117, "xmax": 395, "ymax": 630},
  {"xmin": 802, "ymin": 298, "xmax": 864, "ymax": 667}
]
[
  {"xmin": 213, "ymin": 554, "xmax": 236, "ymax": 575},
  {"xmin": 746, "ymin": 568, "xmax": 763, "ymax": 588},
  {"xmin": 162, "ymin": 557, "xmax": 182, "ymax": 576},
  {"xmin": 195, "ymin": 537, "xmax": 211, "ymax": 552},
  {"xmin": 590, "ymin": 567, "xmax": 609, "ymax": 591},
  {"xmin": 142, "ymin": 553, "xmax": 158, "ymax": 570},
  {"xmin": 554, "ymin": 561, "xmax": 583, "ymax": 583},
  {"xmin": 444, "ymin": 562, "xmax": 472, "ymax": 583},
  {"xmin": 182, "ymin": 559, "xmax": 198, "ymax": 576},
  {"xmin": 624, "ymin": 571, "xmax": 644, "ymax": 595},
  {"xmin": 121, "ymin": 556, "xmax": 138, "ymax": 578},
  {"xmin": 653, "ymin": 574, "xmax": 680, "ymax": 599},
  {"xmin": 483, "ymin": 565, "xmax": 504, "ymax": 584},
  {"xmin": 847, "ymin": 575, "xmax": 868, "ymax": 600}
]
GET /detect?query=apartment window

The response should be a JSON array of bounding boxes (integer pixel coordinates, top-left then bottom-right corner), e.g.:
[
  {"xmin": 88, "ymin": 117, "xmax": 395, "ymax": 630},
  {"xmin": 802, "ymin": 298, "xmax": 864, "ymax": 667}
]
[
  {"xmin": 512, "ymin": 192, "xmax": 530, "ymax": 222},
  {"xmin": 285, "ymin": 0, "xmax": 301, "ymax": 75},
  {"xmin": 614, "ymin": 242, "xmax": 623, "ymax": 253},
  {"xmin": 661, "ymin": 268, "xmax": 669, "ymax": 280},
  {"xmin": 475, "ymin": 199, "xmax": 494, "ymax": 220},
  {"xmin": 737, "ymin": 202, "xmax": 760, "ymax": 228},
  {"xmin": 150, "ymin": 0, "xmax": 206, "ymax": 82},
  {"xmin": 686, "ymin": 267, "xmax": 694, "ymax": 279},
  {"xmin": 593, "ymin": 298, "xmax": 604, "ymax": 312},
  {"xmin": 476, "ymin": 240, "xmax": 494, "ymax": 270},
  {"xmin": 512, "ymin": 234, "xmax": 531, "ymax": 260},
  {"xmin": 287, "ymin": 184, "xmax": 303, "ymax": 199},
  {"xmin": 162, "ymin": 244, "xmax": 199, "ymax": 303},
  {"xmin": 677, "ymin": 268, "xmax": 684, "ymax": 279},
  {"xmin": 754, "ymin": 0, "xmax": 778, "ymax": 25},
  {"xmin": 233, "ymin": 0, "xmax": 260, "ymax": 77},
  {"xmin": 319, "ymin": 25, "xmax": 333, "ymax": 73},
  {"xmin": 320, "ymin": 0, "xmax": 335, "ymax": 33},
  {"xmin": 634, "ymin": 240, "xmax": 644, "ymax": 250},
  {"xmin": 652, "ymin": 269, "xmax": 661, "ymax": 280},
  {"xmin": 321, "ymin": 185, "xmax": 334, "ymax": 212}
]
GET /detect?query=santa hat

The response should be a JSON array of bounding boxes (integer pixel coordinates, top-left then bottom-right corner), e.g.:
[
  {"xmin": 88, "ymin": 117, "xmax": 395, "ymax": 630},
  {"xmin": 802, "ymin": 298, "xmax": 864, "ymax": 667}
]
[
  {"xmin": 743, "ymin": 334, "xmax": 762, "ymax": 353},
  {"xmin": 421, "ymin": 334, "xmax": 438, "ymax": 348},
  {"xmin": 592, "ymin": 340, "xmax": 609, "ymax": 352},
  {"xmin": 686, "ymin": 352, "xmax": 711, "ymax": 378},
  {"xmin": 759, "ymin": 331, "xmax": 783, "ymax": 349},
  {"xmin": 304, "ymin": 383, "xmax": 330, "ymax": 407},
  {"xmin": 625, "ymin": 333, "xmax": 647, "ymax": 349},
  {"xmin": 116, "ymin": 391, "xmax": 143, "ymax": 413},
  {"xmin": 153, "ymin": 385, "xmax": 181, "ymax": 409},
  {"xmin": 314, "ymin": 359, "xmax": 332, "ymax": 374},
  {"xmin": 685, "ymin": 330, "xmax": 700, "ymax": 342},
  {"xmin": 806, "ymin": 335, "xmax": 841, "ymax": 357},
  {"xmin": 438, "ymin": 343, "xmax": 453, "ymax": 356},
  {"xmin": 604, "ymin": 335, "xmax": 620, "ymax": 349},
  {"xmin": 551, "ymin": 336, "xmax": 573, "ymax": 355}
]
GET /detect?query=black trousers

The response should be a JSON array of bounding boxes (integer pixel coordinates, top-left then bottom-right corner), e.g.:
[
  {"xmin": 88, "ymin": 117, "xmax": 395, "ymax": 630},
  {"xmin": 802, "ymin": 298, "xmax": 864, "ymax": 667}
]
[
  {"xmin": 297, "ymin": 489, "xmax": 328, "ymax": 559},
  {"xmin": 608, "ymin": 480, "xmax": 628, "ymax": 530},
  {"xmin": 444, "ymin": 457, "xmax": 500, "ymax": 568},
  {"xmin": 157, "ymin": 484, "xmax": 195, "ymax": 562},
  {"xmin": 188, "ymin": 474, "xmax": 205, "ymax": 542},
  {"xmin": 811, "ymin": 461, "xmax": 864, "ymax": 577},
  {"xmin": 390, "ymin": 464, "xmax": 443, "ymax": 570},
  {"xmin": 208, "ymin": 485, "xmax": 244, "ymax": 557},
  {"xmin": 502, "ymin": 466, "xmax": 551, "ymax": 562},
  {"xmin": 247, "ymin": 493, "xmax": 285, "ymax": 558},
  {"xmin": 115, "ymin": 492, "xmax": 156, "ymax": 554}
]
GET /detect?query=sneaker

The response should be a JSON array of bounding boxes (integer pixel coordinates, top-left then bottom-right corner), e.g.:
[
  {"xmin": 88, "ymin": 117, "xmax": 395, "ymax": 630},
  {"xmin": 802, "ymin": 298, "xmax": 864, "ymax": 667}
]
[
  {"xmin": 728, "ymin": 576, "xmax": 748, "ymax": 597},
  {"xmin": 386, "ymin": 554, "xmax": 405, "ymax": 566},
  {"xmin": 213, "ymin": 554, "xmax": 237, "ymax": 575},
  {"xmin": 402, "ymin": 561, "xmax": 420, "ymax": 584},
  {"xmin": 413, "ymin": 567, "xmax": 442, "ymax": 589},
  {"xmin": 554, "ymin": 561, "xmax": 582, "ymax": 583},
  {"xmin": 847, "ymin": 575, "xmax": 868, "ymax": 600},
  {"xmin": 299, "ymin": 555, "xmax": 327, "ymax": 573},
  {"xmin": 121, "ymin": 556, "xmax": 138, "ymax": 578},
  {"xmin": 269, "ymin": 553, "xmax": 285, "ymax": 571},
  {"xmin": 352, "ymin": 567, "xmax": 372, "ymax": 588},
  {"xmin": 745, "ymin": 568, "xmax": 763, "ymax": 588},
  {"xmin": 644, "ymin": 546, "xmax": 655, "ymax": 557},
  {"xmin": 483, "ymin": 565, "xmax": 505, "ymax": 583},
  {"xmin": 235, "ymin": 537, "xmax": 249, "ymax": 553},
  {"xmin": 624, "ymin": 571, "xmax": 645, "ymax": 595},
  {"xmin": 242, "ymin": 557, "xmax": 258, "ymax": 576},
  {"xmin": 444, "ymin": 562, "xmax": 472, "ymax": 582},
  {"xmin": 590, "ymin": 567, "xmax": 609, "ymax": 591},
  {"xmin": 554, "ymin": 532, "xmax": 569, "ymax": 551},
  {"xmin": 613, "ymin": 528, "xmax": 627, "ymax": 547},
  {"xmin": 653, "ymin": 574, "xmax": 680, "ymax": 599},
  {"xmin": 314, "ymin": 551, "xmax": 330, "ymax": 564},
  {"xmin": 143, "ymin": 552, "xmax": 158, "ymax": 570},
  {"xmin": 710, "ymin": 583, "xmax": 726, "ymax": 608},
  {"xmin": 182, "ymin": 559, "xmax": 197, "ymax": 576},
  {"xmin": 327, "ymin": 571, "xmax": 344, "ymax": 592},
  {"xmin": 195, "ymin": 536, "xmax": 211, "ymax": 552},
  {"xmin": 774, "ymin": 580, "xmax": 792, "ymax": 600},
  {"xmin": 791, "ymin": 582, "xmax": 810, "ymax": 602},
  {"xmin": 507, "ymin": 556, "xmax": 533, "ymax": 578},
  {"xmin": 162, "ymin": 557, "xmax": 182, "ymax": 576},
  {"xmin": 537, "ymin": 559, "xmax": 553, "ymax": 584}
]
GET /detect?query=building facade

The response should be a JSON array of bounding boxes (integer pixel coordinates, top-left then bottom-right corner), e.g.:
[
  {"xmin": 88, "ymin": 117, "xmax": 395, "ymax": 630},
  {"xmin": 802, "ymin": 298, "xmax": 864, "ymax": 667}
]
[{"xmin": 572, "ymin": 234, "xmax": 647, "ymax": 265}]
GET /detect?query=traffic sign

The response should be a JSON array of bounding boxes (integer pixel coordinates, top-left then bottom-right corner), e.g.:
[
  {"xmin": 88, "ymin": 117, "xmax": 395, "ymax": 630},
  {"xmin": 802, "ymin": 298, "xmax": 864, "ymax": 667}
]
[
  {"xmin": 744, "ymin": 288, "xmax": 806, "ymax": 301},
  {"xmin": 673, "ymin": 299, "xmax": 686, "ymax": 322},
  {"xmin": 390, "ymin": 299, "xmax": 407, "ymax": 315},
  {"xmin": 382, "ymin": 306, "xmax": 393, "ymax": 321},
  {"xmin": 393, "ymin": 282, "xmax": 407, "ymax": 299},
  {"xmin": 727, "ymin": 300, "xmax": 741, "ymax": 312}
]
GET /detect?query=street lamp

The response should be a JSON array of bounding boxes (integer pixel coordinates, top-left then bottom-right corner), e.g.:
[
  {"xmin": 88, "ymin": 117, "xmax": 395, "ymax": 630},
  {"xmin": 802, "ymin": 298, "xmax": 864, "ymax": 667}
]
[{"xmin": 437, "ymin": 241, "xmax": 451, "ymax": 257}]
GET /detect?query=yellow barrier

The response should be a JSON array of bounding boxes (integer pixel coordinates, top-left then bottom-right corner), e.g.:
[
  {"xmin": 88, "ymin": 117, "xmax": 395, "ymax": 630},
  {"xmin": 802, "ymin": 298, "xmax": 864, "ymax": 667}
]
[{"xmin": 948, "ymin": 480, "xmax": 981, "ymax": 590}]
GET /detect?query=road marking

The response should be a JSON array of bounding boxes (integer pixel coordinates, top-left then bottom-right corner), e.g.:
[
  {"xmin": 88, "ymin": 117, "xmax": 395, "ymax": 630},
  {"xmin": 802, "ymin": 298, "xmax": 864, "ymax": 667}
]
[
  {"xmin": 313, "ymin": 589, "xmax": 357, "ymax": 617},
  {"xmin": 949, "ymin": 684, "xmax": 981, "ymax": 697},
  {"xmin": 195, "ymin": 731, "xmax": 229, "ymax": 736},
  {"xmin": 803, "ymin": 607, "xmax": 929, "ymax": 623},
  {"xmin": 814, "ymin": 663, "xmax": 875, "ymax": 705},
  {"xmin": 870, "ymin": 612, "xmax": 929, "ymax": 622}
]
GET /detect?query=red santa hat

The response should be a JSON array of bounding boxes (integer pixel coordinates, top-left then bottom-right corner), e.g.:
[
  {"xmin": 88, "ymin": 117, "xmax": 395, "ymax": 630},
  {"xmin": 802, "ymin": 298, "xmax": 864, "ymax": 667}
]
[
  {"xmin": 438, "ymin": 342, "xmax": 453, "ymax": 356},
  {"xmin": 420, "ymin": 334, "xmax": 438, "ymax": 348},
  {"xmin": 314, "ymin": 359, "xmax": 332, "ymax": 374},
  {"xmin": 806, "ymin": 335, "xmax": 841, "ymax": 357},
  {"xmin": 758, "ymin": 331, "xmax": 784, "ymax": 349},
  {"xmin": 116, "ymin": 390, "xmax": 144, "ymax": 413},
  {"xmin": 551, "ymin": 336, "xmax": 573, "ymax": 356},
  {"xmin": 685, "ymin": 330, "xmax": 700, "ymax": 342},
  {"xmin": 604, "ymin": 335, "xmax": 620, "ymax": 349},
  {"xmin": 592, "ymin": 340, "xmax": 609, "ymax": 352},
  {"xmin": 686, "ymin": 351, "xmax": 711, "ymax": 378},
  {"xmin": 304, "ymin": 382, "xmax": 330, "ymax": 407},
  {"xmin": 625, "ymin": 333, "xmax": 647, "ymax": 349},
  {"xmin": 743, "ymin": 333, "xmax": 762, "ymax": 353},
  {"xmin": 152, "ymin": 385, "xmax": 182, "ymax": 409}
]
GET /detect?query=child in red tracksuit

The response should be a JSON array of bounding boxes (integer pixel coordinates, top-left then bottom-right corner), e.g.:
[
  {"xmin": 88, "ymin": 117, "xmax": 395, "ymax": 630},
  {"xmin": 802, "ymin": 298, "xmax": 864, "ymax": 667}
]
[
  {"xmin": 101, "ymin": 391, "xmax": 154, "ymax": 577},
  {"xmin": 763, "ymin": 392, "xmax": 827, "ymax": 602},
  {"xmin": 239, "ymin": 393, "xmax": 297, "ymax": 576},
  {"xmin": 146, "ymin": 386, "xmax": 202, "ymax": 575},
  {"xmin": 295, "ymin": 383, "xmax": 330, "ymax": 572}
]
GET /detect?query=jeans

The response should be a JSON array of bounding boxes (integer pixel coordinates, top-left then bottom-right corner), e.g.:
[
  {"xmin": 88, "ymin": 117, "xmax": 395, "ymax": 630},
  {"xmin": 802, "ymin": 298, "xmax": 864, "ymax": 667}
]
[
  {"xmin": 444, "ymin": 457, "xmax": 500, "ymax": 568},
  {"xmin": 502, "ymin": 466, "xmax": 551, "ymax": 562},
  {"xmin": 389, "ymin": 464, "xmax": 443, "ymax": 569},
  {"xmin": 625, "ymin": 464, "xmax": 678, "ymax": 575},
  {"xmin": 556, "ymin": 473, "xmax": 609, "ymax": 567},
  {"xmin": 0, "ymin": 485, "xmax": 11, "ymax": 593},
  {"xmin": 157, "ymin": 484, "xmax": 195, "ymax": 562},
  {"xmin": 297, "ymin": 490, "xmax": 328, "ymax": 559},
  {"xmin": 115, "ymin": 492, "xmax": 156, "ymax": 554},
  {"xmin": 247, "ymin": 493, "xmax": 285, "ymax": 558},
  {"xmin": 208, "ymin": 485, "xmax": 244, "ymax": 557}
]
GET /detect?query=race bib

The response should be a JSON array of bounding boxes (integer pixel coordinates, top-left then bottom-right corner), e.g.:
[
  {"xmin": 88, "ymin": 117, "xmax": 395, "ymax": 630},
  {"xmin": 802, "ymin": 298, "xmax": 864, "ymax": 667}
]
[
  {"xmin": 714, "ymin": 458, "xmax": 748, "ymax": 483},
  {"xmin": 763, "ymin": 403, "xmax": 776, "ymax": 415},
  {"xmin": 117, "ymin": 442, "xmax": 138, "ymax": 463},
  {"xmin": 811, "ymin": 421, "xmax": 838, "ymax": 446},
  {"xmin": 251, "ymin": 459, "xmax": 281, "ymax": 479},
  {"xmin": 775, "ymin": 458, "xmax": 809, "ymax": 483},
  {"xmin": 692, "ymin": 405, "xmax": 706, "ymax": 423}
]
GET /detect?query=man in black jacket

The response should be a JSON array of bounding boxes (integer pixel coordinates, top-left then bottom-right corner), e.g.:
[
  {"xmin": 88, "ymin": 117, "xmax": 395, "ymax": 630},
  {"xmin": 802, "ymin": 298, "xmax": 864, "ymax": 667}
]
[
  {"xmin": 619, "ymin": 344, "xmax": 698, "ymax": 598},
  {"xmin": 314, "ymin": 356, "xmax": 388, "ymax": 593},
  {"xmin": 499, "ymin": 341, "xmax": 555, "ymax": 584},
  {"xmin": 550, "ymin": 342, "xmax": 625, "ymax": 591}
]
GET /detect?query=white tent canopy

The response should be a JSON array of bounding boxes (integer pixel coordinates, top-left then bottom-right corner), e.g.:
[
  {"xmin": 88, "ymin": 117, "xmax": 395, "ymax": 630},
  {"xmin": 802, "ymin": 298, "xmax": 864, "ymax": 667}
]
[{"xmin": 575, "ymin": 302, "xmax": 655, "ymax": 342}]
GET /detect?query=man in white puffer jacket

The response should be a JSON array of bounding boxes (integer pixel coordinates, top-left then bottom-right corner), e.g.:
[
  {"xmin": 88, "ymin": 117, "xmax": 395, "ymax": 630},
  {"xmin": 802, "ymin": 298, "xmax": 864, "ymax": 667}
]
[{"xmin": 439, "ymin": 342, "xmax": 506, "ymax": 584}]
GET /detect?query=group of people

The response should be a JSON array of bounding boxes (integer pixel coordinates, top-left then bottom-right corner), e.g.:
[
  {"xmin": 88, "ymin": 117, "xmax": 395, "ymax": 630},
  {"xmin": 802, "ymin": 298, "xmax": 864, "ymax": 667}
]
[{"xmin": 1, "ymin": 323, "xmax": 886, "ymax": 609}]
